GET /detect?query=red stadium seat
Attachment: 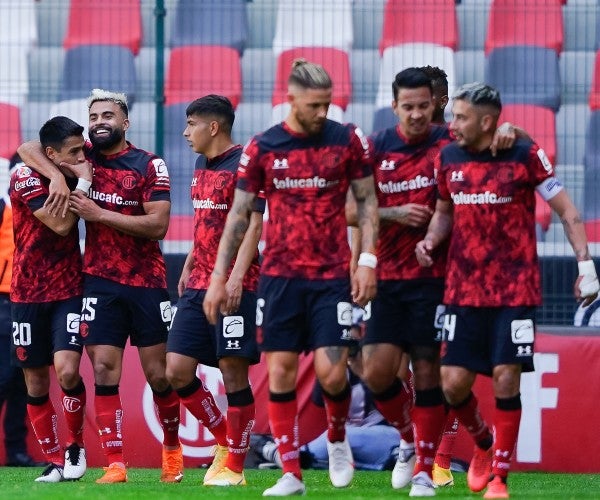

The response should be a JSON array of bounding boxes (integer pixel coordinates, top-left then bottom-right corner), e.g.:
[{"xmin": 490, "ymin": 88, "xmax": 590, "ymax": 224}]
[
  {"xmin": 164, "ymin": 46, "xmax": 242, "ymax": 108},
  {"xmin": 0, "ymin": 102, "xmax": 22, "ymax": 160},
  {"xmin": 485, "ymin": 0, "xmax": 564, "ymax": 55},
  {"xmin": 272, "ymin": 47, "xmax": 352, "ymax": 110},
  {"xmin": 379, "ymin": 0, "xmax": 458, "ymax": 55},
  {"xmin": 589, "ymin": 51, "xmax": 600, "ymax": 110},
  {"xmin": 63, "ymin": 0, "xmax": 142, "ymax": 55}
]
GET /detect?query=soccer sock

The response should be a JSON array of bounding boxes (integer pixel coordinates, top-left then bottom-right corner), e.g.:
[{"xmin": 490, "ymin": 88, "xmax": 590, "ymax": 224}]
[
  {"xmin": 435, "ymin": 412, "xmax": 459, "ymax": 469},
  {"xmin": 94, "ymin": 384, "xmax": 124, "ymax": 465},
  {"xmin": 372, "ymin": 377, "xmax": 414, "ymax": 443},
  {"xmin": 152, "ymin": 386, "xmax": 181, "ymax": 448},
  {"xmin": 412, "ymin": 387, "xmax": 446, "ymax": 476},
  {"xmin": 224, "ymin": 386, "xmax": 255, "ymax": 473},
  {"xmin": 451, "ymin": 392, "xmax": 493, "ymax": 450},
  {"xmin": 27, "ymin": 394, "xmax": 63, "ymax": 465},
  {"xmin": 61, "ymin": 378, "xmax": 86, "ymax": 446},
  {"xmin": 492, "ymin": 394, "xmax": 522, "ymax": 479},
  {"xmin": 175, "ymin": 377, "xmax": 227, "ymax": 446},
  {"xmin": 321, "ymin": 383, "xmax": 351, "ymax": 443},
  {"xmin": 268, "ymin": 390, "xmax": 302, "ymax": 480}
]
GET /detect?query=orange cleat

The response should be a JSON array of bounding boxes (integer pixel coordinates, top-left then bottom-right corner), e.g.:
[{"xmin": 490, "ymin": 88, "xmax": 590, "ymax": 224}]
[
  {"xmin": 467, "ymin": 446, "xmax": 492, "ymax": 492},
  {"xmin": 160, "ymin": 445, "xmax": 184, "ymax": 483},
  {"xmin": 483, "ymin": 475, "xmax": 509, "ymax": 499},
  {"xmin": 96, "ymin": 462, "xmax": 128, "ymax": 484}
]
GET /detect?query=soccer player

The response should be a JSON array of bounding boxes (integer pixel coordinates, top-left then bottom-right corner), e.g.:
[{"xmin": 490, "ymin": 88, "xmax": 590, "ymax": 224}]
[
  {"xmin": 18, "ymin": 90, "xmax": 182, "ymax": 484},
  {"xmin": 203, "ymin": 59, "xmax": 379, "ymax": 496},
  {"xmin": 165, "ymin": 95, "xmax": 263, "ymax": 487},
  {"xmin": 11, "ymin": 116, "xmax": 90, "ymax": 482},
  {"xmin": 416, "ymin": 82, "xmax": 599, "ymax": 499}
]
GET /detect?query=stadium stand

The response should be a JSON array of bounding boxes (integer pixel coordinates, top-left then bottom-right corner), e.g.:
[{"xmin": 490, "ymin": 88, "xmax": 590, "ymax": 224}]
[
  {"xmin": 168, "ymin": 0, "xmax": 249, "ymax": 55},
  {"xmin": 590, "ymin": 50, "xmax": 600, "ymax": 110},
  {"xmin": 242, "ymin": 48, "xmax": 277, "ymax": 103},
  {"xmin": 164, "ymin": 45, "xmax": 242, "ymax": 108},
  {"xmin": 583, "ymin": 111, "xmax": 600, "ymax": 219},
  {"xmin": 0, "ymin": 103, "xmax": 22, "ymax": 160},
  {"xmin": 63, "ymin": 0, "xmax": 142, "ymax": 55},
  {"xmin": 379, "ymin": 0, "xmax": 458, "ymax": 55},
  {"xmin": 352, "ymin": 0, "xmax": 385, "ymax": 51},
  {"xmin": 272, "ymin": 0, "xmax": 354, "ymax": 56},
  {"xmin": 58, "ymin": 45, "xmax": 137, "ymax": 104},
  {"xmin": 247, "ymin": 0, "xmax": 279, "ymax": 49},
  {"xmin": 0, "ymin": 0, "xmax": 37, "ymax": 48},
  {"xmin": 47, "ymin": 99, "xmax": 90, "ymax": 140}
]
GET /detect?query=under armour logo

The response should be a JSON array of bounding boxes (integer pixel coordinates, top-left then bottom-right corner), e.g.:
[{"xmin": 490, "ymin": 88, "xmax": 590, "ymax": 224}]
[
  {"xmin": 380, "ymin": 160, "xmax": 396, "ymax": 170},
  {"xmin": 273, "ymin": 158, "xmax": 289, "ymax": 169},
  {"xmin": 450, "ymin": 170, "xmax": 464, "ymax": 182},
  {"xmin": 226, "ymin": 340, "xmax": 241, "ymax": 349},
  {"xmin": 517, "ymin": 345, "xmax": 532, "ymax": 356}
]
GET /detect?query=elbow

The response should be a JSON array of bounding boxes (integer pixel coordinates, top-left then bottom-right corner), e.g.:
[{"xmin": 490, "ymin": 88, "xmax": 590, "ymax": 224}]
[{"xmin": 153, "ymin": 222, "xmax": 169, "ymax": 240}]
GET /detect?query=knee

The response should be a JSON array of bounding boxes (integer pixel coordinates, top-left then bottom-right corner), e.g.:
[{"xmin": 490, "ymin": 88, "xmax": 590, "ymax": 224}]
[
  {"xmin": 55, "ymin": 365, "xmax": 80, "ymax": 390},
  {"xmin": 361, "ymin": 362, "xmax": 392, "ymax": 394},
  {"xmin": 219, "ymin": 358, "xmax": 249, "ymax": 393}
]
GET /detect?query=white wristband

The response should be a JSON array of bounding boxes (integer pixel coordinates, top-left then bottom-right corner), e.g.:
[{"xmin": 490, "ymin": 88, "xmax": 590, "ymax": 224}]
[
  {"xmin": 357, "ymin": 252, "xmax": 377, "ymax": 269},
  {"xmin": 578, "ymin": 260, "xmax": 600, "ymax": 297},
  {"xmin": 75, "ymin": 178, "xmax": 92, "ymax": 195}
]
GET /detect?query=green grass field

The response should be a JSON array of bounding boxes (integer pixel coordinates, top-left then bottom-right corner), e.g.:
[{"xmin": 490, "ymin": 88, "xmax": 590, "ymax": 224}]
[{"xmin": 1, "ymin": 468, "xmax": 599, "ymax": 499}]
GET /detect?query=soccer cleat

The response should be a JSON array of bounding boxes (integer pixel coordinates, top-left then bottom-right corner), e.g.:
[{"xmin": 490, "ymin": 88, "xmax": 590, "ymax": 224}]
[
  {"xmin": 203, "ymin": 444, "xmax": 228, "ymax": 484},
  {"xmin": 96, "ymin": 462, "xmax": 128, "ymax": 483},
  {"xmin": 483, "ymin": 475, "xmax": 509, "ymax": 499},
  {"xmin": 160, "ymin": 445, "xmax": 184, "ymax": 483},
  {"xmin": 432, "ymin": 463, "xmax": 454, "ymax": 487},
  {"xmin": 326, "ymin": 437, "xmax": 354, "ymax": 488},
  {"xmin": 204, "ymin": 466, "xmax": 246, "ymax": 486},
  {"xmin": 467, "ymin": 446, "xmax": 493, "ymax": 492},
  {"xmin": 262, "ymin": 472, "xmax": 306, "ymax": 496},
  {"xmin": 35, "ymin": 463, "xmax": 64, "ymax": 483},
  {"xmin": 409, "ymin": 471, "xmax": 436, "ymax": 497},
  {"xmin": 63, "ymin": 443, "xmax": 87, "ymax": 480},
  {"xmin": 392, "ymin": 442, "xmax": 416, "ymax": 489}
]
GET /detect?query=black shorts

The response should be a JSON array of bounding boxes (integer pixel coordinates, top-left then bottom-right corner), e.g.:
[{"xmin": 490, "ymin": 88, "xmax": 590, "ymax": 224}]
[
  {"xmin": 257, "ymin": 276, "xmax": 354, "ymax": 353},
  {"xmin": 363, "ymin": 278, "xmax": 445, "ymax": 349},
  {"xmin": 79, "ymin": 275, "xmax": 171, "ymax": 348},
  {"xmin": 441, "ymin": 305, "xmax": 536, "ymax": 376},
  {"xmin": 167, "ymin": 288, "xmax": 260, "ymax": 367},
  {"xmin": 11, "ymin": 296, "xmax": 83, "ymax": 368}
]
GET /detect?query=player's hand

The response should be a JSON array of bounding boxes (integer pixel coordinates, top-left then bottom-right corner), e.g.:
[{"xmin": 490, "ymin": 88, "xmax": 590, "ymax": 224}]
[
  {"xmin": 68, "ymin": 190, "xmax": 103, "ymax": 221},
  {"xmin": 45, "ymin": 175, "xmax": 70, "ymax": 217},
  {"xmin": 223, "ymin": 273, "xmax": 243, "ymax": 316},
  {"xmin": 203, "ymin": 274, "xmax": 228, "ymax": 325},
  {"xmin": 490, "ymin": 122, "xmax": 516, "ymax": 157},
  {"xmin": 575, "ymin": 260, "xmax": 600, "ymax": 307},
  {"xmin": 351, "ymin": 266, "xmax": 377, "ymax": 307},
  {"xmin": 415, "ymin": 239, "xmax": 434, "ymax": 267},
  {"xmin": 177, "ymin": 268, "xmax": 191, "ymax": 297},
  {"xmin": 394, "ymin": 204, "xmax": 433, "ymax": 227},
  {"xmin": 59, "ymin": 159, "xmax": 93, "ymax": 184}
]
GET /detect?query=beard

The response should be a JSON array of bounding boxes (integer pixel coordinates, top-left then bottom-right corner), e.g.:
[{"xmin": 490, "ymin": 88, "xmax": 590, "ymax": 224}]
[{"xmin": 89, "ymin": 127, "xmax": 124, "ymax": 150}]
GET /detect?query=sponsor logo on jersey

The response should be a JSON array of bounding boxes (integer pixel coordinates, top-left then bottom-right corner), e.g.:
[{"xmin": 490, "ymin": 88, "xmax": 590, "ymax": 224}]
[
  {"xmin": 273, "ymin": 176, "xmax": 339, "ymax": 190},
  {"xmin": 451, "ymin": 191, "xmax": 512, "ymax": 205},
  {"xmin": 13, "ymin": 176, "xmax": 41, "ymax": 191},
  {"xmin": 89, "ymin": 189, "xmax": 140, "ymax": 206},
  {"xmin": 192, "ymin": 197, "xmax": 228, "ymax": 210},
  {"xmin": 378, "ymin": 175, "xmax": 435, "ymax": 194},
  {"xmin": 537, "ymin": 148, "xmax": 553, "ymax": 174},
  {"xmin": 16, "ymin": 166, "xmax": 32, "ymax": 178}
]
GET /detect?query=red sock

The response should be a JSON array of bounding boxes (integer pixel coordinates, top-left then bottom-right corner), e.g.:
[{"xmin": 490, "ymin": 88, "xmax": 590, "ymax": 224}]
[
  {"xmin": 268, "ymin": 395, "xmax": 301, "ymax": 480},
  {"xmin": 61, "ymin": 381, "xmax": 86, "ymax": 446},
  {"xmin": 95, "ymin": 392, "xmax": 124, "ymax": 465},
  {"xmin": 28, "ymin": 397, "xmax": 63, "ymax": 465},
  {"xmin": 373, "ymin": 378, "xmax": 414, "ymax": 442},
  {"xmin": 177, "ymin": 378, "xmax": 227, "ymax": 446},
  {"xmin": 225, "ymin": 402, "xmax": 255, "ymax": 472},
  {"xmin": 322, "ymin": 384, "xmax": 351, "ymax": 443},
  {"xmin": 492, "ymin": 405, "xmax": 522, "ymax": 478},
  {"xmin": 412, "ymin": 403, "xmax": 446, "ymax": 476},
  {"xmin": 435, "ymin": 413, "xmax": 459, "ymax": 469},
  {"xmin": 153, "ymin": 389, "xmax": 181, "ymax": 448},
  {"xmin": 452, "ymin": 393, "xmax": 492, "ymax": 448}
]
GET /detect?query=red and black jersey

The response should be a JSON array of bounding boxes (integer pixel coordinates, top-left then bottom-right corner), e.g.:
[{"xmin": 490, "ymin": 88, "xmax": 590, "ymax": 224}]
[
  {"xmin": 187, "ymin": 145, "xmax": 264, "ymax": 291},
  {"xmin": 437, "ymin": 138, "xmax": 555, "ymax": 307},
  {"xmin": 237, "ymin": 120, "xmax": 373, "ymax": 279},
  {"xmin": 83, "ymin": 142, "xmax": 170, "ymax": 288},
  {"xmin": 370, "ymin": 124, "xmax": 451, "ymax": 280},
  {"xmin": 9, "ymin": 166, "xmax": 83, "ymax": 303}
]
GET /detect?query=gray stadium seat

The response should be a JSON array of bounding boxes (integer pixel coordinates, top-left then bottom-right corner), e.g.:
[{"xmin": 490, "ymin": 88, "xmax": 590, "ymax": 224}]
[
  {"xmin": 350, "ymin": 49, "xmax": 381, "ymax": 104},
  {"xmin": 242, "ymin": 49, "xmax": 276, "ymax": 103},
  {"xmin": 455, "ymin": 0, "xmax": 490, "ymax": 51},
  {"xmin": 140, "ymin": 0, "xmax": 177, "ymax": 47},
  {"xmin": 232, "ymin": 102, "xmax": 273, "ymax": 146},
  {"xmin": 454, "ymin": 49, "xmax": 485, "ymax": 88},
  {"xmin": 59, "ymin": 45, "xmax": 137, "ymax": 104},
  {"xmin": 556, "ymin": 163, "xmax": 585, "ymax": 213},
  {"xmin": 135, "ymin": 47, "xmax": 170, "ymax": 103},
  {"xmin": 345, "ymin": 102, "xmax": 376, "ymax": 135},
  {"xmin": 20, "ymin": 101, "xmax": 53, "ymax": 142},
  {"xmin": 556, "ymin": 103, "xmax": 590, "ymax": 165},
  {"xmin": 169, "ymin": 0, "xmax": 249, "ymax": 54},
  {"xmin": 35, "ymin": 0, "xmax": 69, "ymax": 47},
  {"xmin": 563, "ymin": 0, "xmax": 598, "ymax": 52},
  {"xmin": 352, "ymin": 0, "xmax": 385, "ymax": 50},
  {"xmin": 560, "ymin": 51, "xmax": 596, "ymax": 105},
  {"xmin": 27, "ymin": 47, "xmax": 65, "ymax": 102},
  {"xmin": 247, "ymin": 0, "xmax": 279, "ymax": 49},
  {"xmin": 485, "ymin": 46, "xmax": 561, "ymax": 112},
  {"xmin": 583, "ymin": 111, "xmax": 600, "ymax": 220},
  {"xmin": 128, "ymin": 101, "xmax": 157, "ymax": 153}
]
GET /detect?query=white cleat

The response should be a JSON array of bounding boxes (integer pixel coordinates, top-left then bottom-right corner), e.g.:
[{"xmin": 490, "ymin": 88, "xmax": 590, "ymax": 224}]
[
  {"xmin": 63, "ymin": 443, "xmax": 86, "ymax": 480},
  {"xmin": 326, "ymin": 437, "xmax": 354, "ymax": 488},
  {"xmin": 35, "ymin": 463, "xmax": 64, "ymax": 483},
  {"xmin": 263, "ymin": 472, "xmax": 306, "ymax": 496},
  {"xmin": 409, "ymin": 471, "xmax": 436, "ymax": 497},
  {"xmin": 392, "ymin": 442, "xmax": 416, "ymax": 489}
]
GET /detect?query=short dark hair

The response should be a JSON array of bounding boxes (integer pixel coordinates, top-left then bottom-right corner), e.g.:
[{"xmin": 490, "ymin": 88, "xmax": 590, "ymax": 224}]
[
  {"xmin": 39, "ymin": 116, "xmax": 85, "ymax": 150},
  {"xmin": 392, "ymin": 67, "xmax": 433, "ymax": 100},
  {"xmin": 186, "ymin": 94, "xmax": 235, "ymax": 134},
  {"xmin": 418, "ymin": 65, "xmax": 448, "ymax": 92},
  {"xmin": 288, "ymin": 58, "xmax": 332, "ymax": 90},
  {"xmin": 453, "ymin": 82, "xmax": 502, "ymax": 113}
]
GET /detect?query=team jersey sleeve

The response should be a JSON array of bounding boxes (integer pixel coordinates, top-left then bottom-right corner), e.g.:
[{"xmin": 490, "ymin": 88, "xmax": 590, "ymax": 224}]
[
  {"xmin": 236, "ymin": 137, "xmax": 265, "ymax": 194},
  {"xmin": 145, "ymin": 156, "xmax": 171, "ymax": 202},
  {"xmin": 252, "ymin": 190, "xmax": 267, "ymax": 213},
  {"xmin": 348, "ymin": 125, "xmax": 374, "ymax": 180},
  {"xmin": 10, "ymin": 167, "xmax": 47, "ymax": 212},
  {"xmin": 434, "ymin": 153, "xmax": 450, "ymax": 201},
  {"xmin": 529, "ymin": 143, "xmax": 564, "ymax": 201}
]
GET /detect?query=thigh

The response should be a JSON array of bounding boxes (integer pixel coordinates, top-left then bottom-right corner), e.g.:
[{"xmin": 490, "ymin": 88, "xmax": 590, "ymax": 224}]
[
  {"xmin": 11, "ymin": 302, "xmax": 53, "ymax": 368},
  {"xmin": 216, "ymin": 290, "xmax": 260, "ymax": 365},
  {"xmin": 491, "ymin": 306, "xmax": 536, "ymax": 373}
]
